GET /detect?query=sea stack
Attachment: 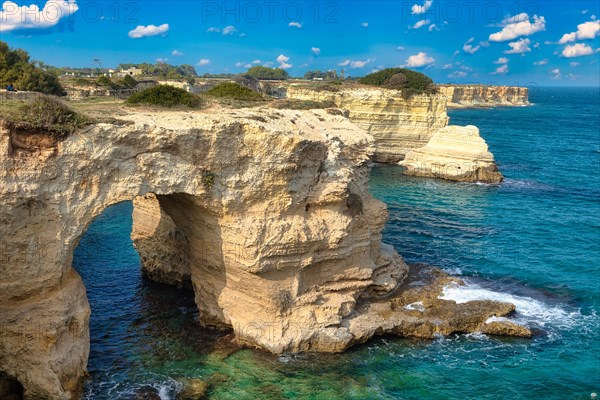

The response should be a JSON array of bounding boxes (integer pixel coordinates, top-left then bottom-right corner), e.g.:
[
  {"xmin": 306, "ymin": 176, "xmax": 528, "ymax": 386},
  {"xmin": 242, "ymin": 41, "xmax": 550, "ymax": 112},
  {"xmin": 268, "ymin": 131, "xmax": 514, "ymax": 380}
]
[{"xmin": 399, "ymin": 125, "xmax": 503, "ymax": 183}]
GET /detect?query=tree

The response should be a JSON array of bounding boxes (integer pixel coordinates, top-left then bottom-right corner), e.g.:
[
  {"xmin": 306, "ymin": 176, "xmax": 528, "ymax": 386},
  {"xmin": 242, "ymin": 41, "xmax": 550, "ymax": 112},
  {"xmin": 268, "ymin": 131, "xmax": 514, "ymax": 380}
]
[
  {"xmin": 359, "ymin": 68, "xmax": 435, "ymax": 94},
  {"xmin": 245, "ymin": 66, "xmax": 289, "ymax": 80},
  {"xmin": 0, "ymin": 41, "xmax": 66, "ymax": 96}
]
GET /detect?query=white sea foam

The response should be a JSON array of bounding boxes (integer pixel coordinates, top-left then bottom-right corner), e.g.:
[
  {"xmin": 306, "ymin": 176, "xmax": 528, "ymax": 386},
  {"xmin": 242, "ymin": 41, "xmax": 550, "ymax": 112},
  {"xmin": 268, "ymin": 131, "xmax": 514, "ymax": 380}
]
[
  {"xmin": 439, "ymin": 281, "xmax": 588, "ymax": 330},
  {"xmin": 485, "ymin": 316, "xmax": 511, "ymax": 324},
  {"xmin": 404, "ymin": 301, "xmax": 425, "ymax": 311},
  {"xmin": 158, "ymin": 386, "xmax": 171, "ymax": 400}
]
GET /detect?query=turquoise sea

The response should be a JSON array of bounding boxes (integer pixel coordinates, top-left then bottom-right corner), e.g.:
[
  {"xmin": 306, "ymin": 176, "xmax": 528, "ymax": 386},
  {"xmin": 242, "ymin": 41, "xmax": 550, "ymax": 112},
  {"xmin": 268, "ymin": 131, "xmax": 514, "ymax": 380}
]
[{"xmin": 74, "ymin": 87, "xmax": 600, "ymax": 399}]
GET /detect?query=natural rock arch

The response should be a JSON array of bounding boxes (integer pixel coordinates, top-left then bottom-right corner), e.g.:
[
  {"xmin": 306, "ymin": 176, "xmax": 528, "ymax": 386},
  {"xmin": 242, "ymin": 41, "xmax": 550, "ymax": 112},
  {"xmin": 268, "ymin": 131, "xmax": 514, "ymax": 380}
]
[{"xmin": 0, "ymin": 109, "xmax": 408, "ymax": 399}]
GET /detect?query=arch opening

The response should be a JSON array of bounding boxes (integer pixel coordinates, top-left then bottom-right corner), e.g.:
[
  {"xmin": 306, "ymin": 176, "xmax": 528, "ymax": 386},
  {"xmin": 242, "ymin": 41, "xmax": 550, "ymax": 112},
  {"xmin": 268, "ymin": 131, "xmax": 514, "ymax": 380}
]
[
  {"xmin": 72, "ymin": 194, "xmax": 231, "ymax": 399},
  {"xmin": 0, "ymin": 372, "xmax": 24, "ymax": 400}
]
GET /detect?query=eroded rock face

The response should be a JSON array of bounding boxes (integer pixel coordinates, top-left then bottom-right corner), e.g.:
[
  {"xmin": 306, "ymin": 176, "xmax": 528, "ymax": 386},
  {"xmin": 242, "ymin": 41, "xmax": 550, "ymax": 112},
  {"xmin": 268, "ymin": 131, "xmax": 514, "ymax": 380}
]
[
  {"xmin": 0, "ymin": 105, "xmax": 523, "ymax": 400},
  {"xmin": 285, "ymin": 86, "xmax": 449, "ymax": 162},
  {"xmin": 438, "ymin": 85, "xmax": 529, "ymax": 108},
  {"xmin": 0, "ymin": 107, "xmax": 408, "ymax": 399},
  {"xmin": 131, "ymin": 193, "xmax": 191, "ymax": 287},
  {"xmin": 399, "ymin": 125, "xmax": 503, "ymax": 183}
]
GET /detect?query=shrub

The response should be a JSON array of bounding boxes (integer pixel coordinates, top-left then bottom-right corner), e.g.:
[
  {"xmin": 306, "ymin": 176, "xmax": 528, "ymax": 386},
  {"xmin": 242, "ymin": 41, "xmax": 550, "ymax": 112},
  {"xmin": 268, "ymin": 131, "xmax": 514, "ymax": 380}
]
[
  {"xmin": 0, "ymin": 41, "xmax": 66, "ymax": 96},
  {"xmin": 121, "ymin": 74, "xmax": 138, "ymax": 88},
  {"xmin": 386, "ymin": 73, "xmax": 409, "ymax": 89},
  {"xmin": 125, "ymin": 85, "xmax": 202, "ymax": 108},
  {"xmin": 202, "ymin": 171, "xmax": 215, "ymax": 189},
  {"xmin": 245, "ymin": 66, "xmax": 289, "ymax": 80},
  {"xmin": 96, "ymin": 76, "xmax": 119, "ymax": 89},
  {"xmin": 204, "ymin": 82, "xmax": 264, "ymax": 101},
  {"xmin": 13, "ymin": 95, "xmax": 90, "ymax": 138},
  {"xmin": 359, "ymin": 68, "xmax": 436, "ymax": 95}
]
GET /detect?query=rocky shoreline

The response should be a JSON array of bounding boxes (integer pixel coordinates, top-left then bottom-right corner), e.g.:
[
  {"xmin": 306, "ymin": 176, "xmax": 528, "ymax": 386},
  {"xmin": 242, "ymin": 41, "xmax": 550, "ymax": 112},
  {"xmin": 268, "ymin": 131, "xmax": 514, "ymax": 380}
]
[{"xmin": 0, "ymin": 105, "xmax": 529, "ymax": 399}]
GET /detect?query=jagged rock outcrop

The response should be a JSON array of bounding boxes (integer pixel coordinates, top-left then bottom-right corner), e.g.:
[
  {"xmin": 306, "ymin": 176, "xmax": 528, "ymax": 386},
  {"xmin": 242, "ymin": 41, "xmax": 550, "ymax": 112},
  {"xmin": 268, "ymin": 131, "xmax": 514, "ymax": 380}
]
[
  {"xmin": 285, "ymin": 86, "xmax": 449, "ymax": 162},
  {"xmin": 438, "ymin": 85, "xmax": 529, "ymax": 108},
  {"xmin": 399, "ymin": 125, "xmax": 503, "ymax": 183}
]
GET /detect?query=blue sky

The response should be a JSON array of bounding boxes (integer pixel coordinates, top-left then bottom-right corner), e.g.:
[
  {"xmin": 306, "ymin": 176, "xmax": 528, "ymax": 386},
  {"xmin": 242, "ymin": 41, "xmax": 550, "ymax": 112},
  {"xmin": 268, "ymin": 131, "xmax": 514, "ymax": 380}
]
[{"xmin": 1, "ymin": 0, "xmax": 599, "ymax": 85}]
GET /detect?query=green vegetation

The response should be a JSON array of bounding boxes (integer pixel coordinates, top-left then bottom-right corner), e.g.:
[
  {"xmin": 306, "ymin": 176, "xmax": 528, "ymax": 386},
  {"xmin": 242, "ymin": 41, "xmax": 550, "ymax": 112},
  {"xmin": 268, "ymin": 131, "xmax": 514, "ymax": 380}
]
[
  {"xmin": 202, "ymin": 171, "xmax": 216, "ymax": 189},
  {"xmin": 245, "ymin": 66, "xmax": 289, "ymax": 80},
  {"xmin": 126, "ymin": 85, "xmax": 201, "ymax": 107},
  {"xmin": 272, "ymin": 99, "xmax": 336, "ymax": 110},
  {"xmin": 359, "ymin": 68, "xmax": 436, "ymax": 95},
  {"xmin": 7, "ymin": 95, "xmax": 90, "ymax": 138},
  {"xmin": 0, "ymin": 41, "xmax": 66, "ymax": 96},
  {"xmin": 96, "ymin": 76, "xmax": 120, "ymax": 89},
  {"xmin": 116, "ymin": 62, "xmax": 197, "ymax": 79},
  {"xmin": 204, "ymin": 82, "xmax": 264, "ymax": 101},
  {"xmin": 120, "ymin": 74, "xmax": 138, "ymax": 88},
  {"xmin": 304, "ymin": 70, "xmax": 338, "ymax": 80}
]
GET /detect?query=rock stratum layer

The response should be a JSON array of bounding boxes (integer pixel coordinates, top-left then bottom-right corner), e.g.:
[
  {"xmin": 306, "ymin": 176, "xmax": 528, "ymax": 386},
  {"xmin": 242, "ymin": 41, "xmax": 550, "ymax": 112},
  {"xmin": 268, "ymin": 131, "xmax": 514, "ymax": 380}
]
[
  {"xmin": 283, "ymin": 85, "xmax": 503, "ymax": 182},
  {"xmin": 400, "ymin": 125, "xmax": 503, "ymax": 183},
  {"xmin": 0, "ymin": 106, "xmax": 526, "ymax": 399},
  {"xmin": 438, "ymin": 85, "xmax": 529, "ymax": 108},
  {"xmin": 285, "ymin": 86, "xmax": 449, "ymax": 163}
]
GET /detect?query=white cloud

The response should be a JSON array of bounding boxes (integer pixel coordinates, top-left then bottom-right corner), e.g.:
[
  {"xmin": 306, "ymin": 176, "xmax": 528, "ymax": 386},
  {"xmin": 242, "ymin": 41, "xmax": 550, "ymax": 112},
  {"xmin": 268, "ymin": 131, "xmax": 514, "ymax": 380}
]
[
  {"xmin": 311, "ymin": 47, "xmax": 321, "ymax": 56},
  {"xmin": 350, "ymin": 58, "xmax": 374, "ymax": 68},
  {"xmin": 128, "ymin": 23, "xmax": 169, "ymax": 39},
  {"xmin": 0, "ymin": 0, "xmax": 79, "ymax": 32},
  {"xmin": 361, "ymin": 22, "xmax": 369, "ymax": 27},
  {"xmin": 492, "ymin": 64, "xmax": 509, "ymax": 75},
  {"xmin": 412, "ymin": 0, "xmax": 433, "ymax": 15},
  {"xmin": 337, "ymin": 58, "xmax": 374, "ymax": 68},
  {"xmin": 288, "ymin": 21, "xmax": 302, "ymax": 28},
  {"xmin": 453, "ymin": 50, "xmax": 460, "ymax": 56},
  {"xmin": 396, "ymin": 46, "xmax": 406, "ymax": 51},
  {"xmin": 463, "ymin": 37, "xmax": 481, "ymax": 54},
  {"xmin": 558, "ymin": 20, "xmax": 600, "ymax": 43},
  {"xmin": 570, "ymin": 61, "xmax": 580, "ymax": 67},
  {"xmin": 489, "ymin": 14, "xmax": 545, "ymax": 42},
  {"xmin": 251, "ymin": 59, "xmax": 262, "ymax": 64},
  {"xmin": 494, "ymin": 57, "xmax": 509, "ymax": 64},
  {"xmin": 448, "ymin": 70, "xmax": 467, "ymax": 78},
  {"xmin": 171, "ymin": 50, "xmax": 183, "ymax": 56},
  {"xmin": 562, "ymin": 43, "xmax": 594, "ymax": 58},
  {"xmin": 403, "ymin": 52, "xmax": 435, "ymax": 68},
  {"xmin": 411, "ymin": 19, "xmax": 430, "ymax": 29},
  {"xmin": 207, "ymin": 27, "xmax": 220, "ymax": 33},
  {"xmin": 442, "ymin": 63, "xmax": 453, "ymax": 69},
  {"xmin": 550, "ymin": 68, "xmax": 561, "ymax": 79},
  {"xmin": 534, "ymin": 59, "xmax": 548, "ymax": 65},
  {"xmin": 197, "ymin": 59, "xmax": 211, "ymax": 66},
  {"xmin": 504, "ymin": 38, "xmax": 531, "ymax": 54},
  {"xmin": 276, "ymin": 54, "xmax": 292, "ymax": 69},
  {"xmin": 235, "ymin": 61, "xmax": 245, "ymax": 68},
  {"xmin": 428, "ymin": 23, "xmax": 438, "ymax": 32},
  {"xmin": 499, "ymin": 13, "xmax": 530, "ymax": 25},
  {"xmin": 222, "ymin": 25, "xmax": 236, "ymax": 35},
  {"xmin": 156, "ymin": 58, "xmax": 168, "ymax": 63}
]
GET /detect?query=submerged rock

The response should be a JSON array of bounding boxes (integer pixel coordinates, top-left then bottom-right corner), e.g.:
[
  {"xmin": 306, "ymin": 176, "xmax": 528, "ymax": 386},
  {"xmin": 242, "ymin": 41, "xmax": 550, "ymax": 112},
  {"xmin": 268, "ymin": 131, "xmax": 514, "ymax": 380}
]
[{"xmin": 176, "ymin": 378, "xmax": 209, "ymax": 400}]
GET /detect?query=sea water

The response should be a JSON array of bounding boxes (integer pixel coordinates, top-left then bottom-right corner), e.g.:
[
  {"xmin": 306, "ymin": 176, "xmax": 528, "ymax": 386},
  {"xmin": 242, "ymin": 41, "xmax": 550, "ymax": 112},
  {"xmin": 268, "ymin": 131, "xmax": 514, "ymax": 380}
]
[{"xmin": 75, "ymin": 87, "xmax": 600, "ymax": 399}]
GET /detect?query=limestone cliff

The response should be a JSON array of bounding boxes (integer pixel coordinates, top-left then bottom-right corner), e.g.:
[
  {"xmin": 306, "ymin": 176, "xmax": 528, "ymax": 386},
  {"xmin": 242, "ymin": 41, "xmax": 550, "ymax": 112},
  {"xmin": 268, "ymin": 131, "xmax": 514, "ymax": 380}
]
[
  {"xmin": 399, "ymin": 125, "xmax": 503, "ymax": 183},
  {"xmin": 285, "ymin": 86, "xmax": 449, "ymax": 162},
  {"xmin": 1, "ymin": 106, "xmax": 522, "ymax": 399},
  {"xmin": 438, "ymin": 85, "xmax": 529, "ymax": 108},
  {"xmin": 0, "ymin": 107, "xmax": 406, "ymax": 399}
]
